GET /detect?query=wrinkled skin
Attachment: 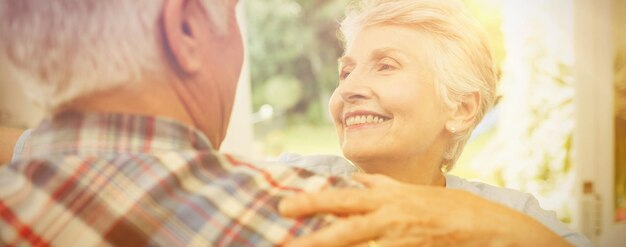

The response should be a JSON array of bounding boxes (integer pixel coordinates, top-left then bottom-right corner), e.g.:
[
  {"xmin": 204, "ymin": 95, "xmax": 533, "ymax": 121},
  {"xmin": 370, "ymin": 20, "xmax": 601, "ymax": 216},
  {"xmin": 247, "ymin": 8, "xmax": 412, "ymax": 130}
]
[{"xmin": 279, "ymin": 174, "xmax": 571, "ymax": 247}]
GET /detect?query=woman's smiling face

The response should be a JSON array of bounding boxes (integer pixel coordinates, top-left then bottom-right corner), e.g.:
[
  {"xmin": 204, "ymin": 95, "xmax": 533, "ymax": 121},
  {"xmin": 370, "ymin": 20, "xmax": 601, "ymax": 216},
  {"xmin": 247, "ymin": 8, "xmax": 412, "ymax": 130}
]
[{"xmin": 330, "ymin": 24, "xmax": 452, "ymax": 167}]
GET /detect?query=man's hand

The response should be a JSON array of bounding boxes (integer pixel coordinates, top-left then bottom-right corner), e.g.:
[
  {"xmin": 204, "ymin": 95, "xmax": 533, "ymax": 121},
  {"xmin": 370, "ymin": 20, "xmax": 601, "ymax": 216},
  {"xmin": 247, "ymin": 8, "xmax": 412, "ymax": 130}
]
[{"xmin": 279, "ymin": 174, "xmax": 571, "ymax": 247}]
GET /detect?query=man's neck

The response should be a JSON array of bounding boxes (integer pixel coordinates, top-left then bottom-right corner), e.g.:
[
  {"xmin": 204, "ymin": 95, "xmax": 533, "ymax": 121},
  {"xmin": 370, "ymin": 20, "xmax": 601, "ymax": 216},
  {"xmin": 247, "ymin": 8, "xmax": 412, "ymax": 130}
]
[{"xmin": 54, "ymin": 79, "xmax": 209, "ymax": 141}]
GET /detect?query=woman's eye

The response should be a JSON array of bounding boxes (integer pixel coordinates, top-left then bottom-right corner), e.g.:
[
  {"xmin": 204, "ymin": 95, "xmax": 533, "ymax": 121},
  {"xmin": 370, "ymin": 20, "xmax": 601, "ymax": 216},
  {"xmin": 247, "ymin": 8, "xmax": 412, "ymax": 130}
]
[
  {"xmin": 378, "ymin": 64, "xmax": 392, "ymax": 71},
  {"xmin": 339, "ymin": 70, "xmax": 351, "ymax": 80},
  {"xmin": 377, "ymin": 59, "xmax": 398, "ymax": 72}
]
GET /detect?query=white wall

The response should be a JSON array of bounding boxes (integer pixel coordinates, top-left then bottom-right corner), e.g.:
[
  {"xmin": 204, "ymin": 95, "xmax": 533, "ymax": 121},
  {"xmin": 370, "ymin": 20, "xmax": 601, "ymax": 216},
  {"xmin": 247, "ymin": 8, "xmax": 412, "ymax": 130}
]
[{"xmin": 573, "ymin": 0, "xmax": 625, "ymax": 246}]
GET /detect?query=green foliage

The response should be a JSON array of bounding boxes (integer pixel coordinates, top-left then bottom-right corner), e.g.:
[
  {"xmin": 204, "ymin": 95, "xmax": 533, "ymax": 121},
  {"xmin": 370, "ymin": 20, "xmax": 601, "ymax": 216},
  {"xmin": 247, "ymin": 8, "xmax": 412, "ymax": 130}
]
[
  {"xmin": 245, "ymin": 0, "xmax": 350, "ymax": 122},
  {"xmin": 262, "ymin": 75, "xmax": 303, "ymax": 110}
]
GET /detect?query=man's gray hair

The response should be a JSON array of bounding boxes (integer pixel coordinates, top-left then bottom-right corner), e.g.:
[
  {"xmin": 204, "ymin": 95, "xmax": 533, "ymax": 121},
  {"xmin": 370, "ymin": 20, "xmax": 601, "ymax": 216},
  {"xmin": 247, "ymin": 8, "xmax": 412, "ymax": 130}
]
[{"xmin": 0, "ymin": 0, "xmax": 229, "ymax": 111}]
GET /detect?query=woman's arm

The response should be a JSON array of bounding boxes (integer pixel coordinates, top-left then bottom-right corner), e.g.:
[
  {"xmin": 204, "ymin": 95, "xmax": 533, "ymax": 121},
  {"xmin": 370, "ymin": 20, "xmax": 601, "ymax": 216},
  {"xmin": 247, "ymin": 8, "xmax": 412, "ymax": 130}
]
[
  {"xmin": 0, "ymin": 127, "xmax": 26, "ymax": 165},
  {"xmin": 280, "ymin": 174, "xmax": 577, "ymax": 247}
]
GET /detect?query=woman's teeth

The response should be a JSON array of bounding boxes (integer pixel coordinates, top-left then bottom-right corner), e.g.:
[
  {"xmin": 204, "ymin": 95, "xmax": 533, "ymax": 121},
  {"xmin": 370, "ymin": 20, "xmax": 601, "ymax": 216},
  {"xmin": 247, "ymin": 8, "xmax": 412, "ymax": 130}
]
[{"xmin": 345, "ymin": 115, "xmax": 387, "ymax": 126}]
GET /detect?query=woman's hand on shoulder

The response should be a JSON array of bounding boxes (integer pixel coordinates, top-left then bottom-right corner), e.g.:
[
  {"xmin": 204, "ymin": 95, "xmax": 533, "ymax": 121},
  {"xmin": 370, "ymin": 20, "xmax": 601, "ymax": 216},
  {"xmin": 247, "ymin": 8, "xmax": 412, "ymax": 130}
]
[{"xmin": 279, "ymin": 173, "xmax": 572, "ymax": 247}]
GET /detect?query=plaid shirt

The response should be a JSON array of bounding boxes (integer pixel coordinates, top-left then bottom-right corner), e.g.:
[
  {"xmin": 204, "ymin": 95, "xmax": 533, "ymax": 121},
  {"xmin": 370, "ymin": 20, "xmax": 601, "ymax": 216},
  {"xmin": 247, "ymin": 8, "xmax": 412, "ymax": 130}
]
[{"xmin": 0, "ymin": 112, "xmax": 356, "ymax": 247}]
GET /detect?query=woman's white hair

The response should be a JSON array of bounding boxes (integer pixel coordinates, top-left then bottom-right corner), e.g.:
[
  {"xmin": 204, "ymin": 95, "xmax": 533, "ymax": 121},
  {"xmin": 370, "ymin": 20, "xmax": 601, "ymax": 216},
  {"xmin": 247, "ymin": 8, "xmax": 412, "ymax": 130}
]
[
  {"xmin": 0, "ymin": 0, "xmax": 229, "ymax": 111},
  {"xmin": 340, "ymin": 0, "xmax": 497, "ymax": 171}
]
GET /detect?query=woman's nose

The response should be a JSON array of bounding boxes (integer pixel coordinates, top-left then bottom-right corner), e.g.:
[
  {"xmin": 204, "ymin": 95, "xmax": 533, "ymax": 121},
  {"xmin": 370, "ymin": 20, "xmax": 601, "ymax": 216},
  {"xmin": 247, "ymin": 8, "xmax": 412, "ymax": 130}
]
[{"xmin": 338, "ymin": 75, "xmax": 373, "ymax": 104}]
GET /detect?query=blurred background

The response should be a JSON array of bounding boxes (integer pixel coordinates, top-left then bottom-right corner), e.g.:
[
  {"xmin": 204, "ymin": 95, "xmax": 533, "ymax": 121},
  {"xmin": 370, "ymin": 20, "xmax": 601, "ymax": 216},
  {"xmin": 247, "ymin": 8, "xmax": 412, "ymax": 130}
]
[{"xmin": 0, "ymin": 0, "xmax": 624, "ymax": 245}]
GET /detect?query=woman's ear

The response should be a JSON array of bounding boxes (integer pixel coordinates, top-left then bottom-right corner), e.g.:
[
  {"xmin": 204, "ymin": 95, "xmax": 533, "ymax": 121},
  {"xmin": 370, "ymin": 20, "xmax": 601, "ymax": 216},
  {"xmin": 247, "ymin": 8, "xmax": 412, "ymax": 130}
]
[
  {"xmin": 161, "ymin": 0, "xmax": 204, "ymax": 74},
  {"xmin": 445, "ymin": 92, "xmax": 480, "ymax": 133}
]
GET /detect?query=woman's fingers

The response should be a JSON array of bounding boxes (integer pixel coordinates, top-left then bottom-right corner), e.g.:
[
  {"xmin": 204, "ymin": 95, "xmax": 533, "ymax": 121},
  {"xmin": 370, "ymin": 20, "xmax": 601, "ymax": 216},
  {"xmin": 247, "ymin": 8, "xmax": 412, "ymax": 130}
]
[
  {"xmin": 285, "ymin": 214, "xmax": 384, "ymax": 247},
  {"xmin": 279, "ymin": 175, "xmax": 417, "ymax": 218},
  {"xmin": 279, "ymin": 189, "xmax": 384, "ymax": 217}
]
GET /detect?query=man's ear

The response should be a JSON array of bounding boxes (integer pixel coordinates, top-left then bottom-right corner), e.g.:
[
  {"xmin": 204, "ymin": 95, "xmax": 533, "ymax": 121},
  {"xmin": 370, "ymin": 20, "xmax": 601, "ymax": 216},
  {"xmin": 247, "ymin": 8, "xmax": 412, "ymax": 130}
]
[
  {"xmin": 445, "ymin": 92, "xmax": 480, "ymax": 133},
  {"xmin": 161, "ymin": 0, "xmax": 205, "ymax": 74}
]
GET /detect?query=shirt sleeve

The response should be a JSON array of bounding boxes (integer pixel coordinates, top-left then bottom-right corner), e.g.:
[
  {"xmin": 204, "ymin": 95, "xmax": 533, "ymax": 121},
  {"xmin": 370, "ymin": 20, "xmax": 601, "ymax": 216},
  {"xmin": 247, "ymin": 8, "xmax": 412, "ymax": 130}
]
[
  {"xmin": 11, "ymin": 129, "xmax": 31, "ymax": 162},
  {"xmin": 522, "ymin": 196, "xmax": 593, "ymax": 247},
  {"xmin": 446, "ymin": 175, "xmax": 593, "ymax": 247}
]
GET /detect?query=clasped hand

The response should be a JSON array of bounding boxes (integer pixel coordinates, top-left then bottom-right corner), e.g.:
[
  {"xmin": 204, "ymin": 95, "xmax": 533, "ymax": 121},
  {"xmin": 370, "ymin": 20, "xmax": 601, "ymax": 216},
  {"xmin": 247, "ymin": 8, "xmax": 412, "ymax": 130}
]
[{"xmin": 279, "ymin": 174, "xmax": 569, "ymax": 247}]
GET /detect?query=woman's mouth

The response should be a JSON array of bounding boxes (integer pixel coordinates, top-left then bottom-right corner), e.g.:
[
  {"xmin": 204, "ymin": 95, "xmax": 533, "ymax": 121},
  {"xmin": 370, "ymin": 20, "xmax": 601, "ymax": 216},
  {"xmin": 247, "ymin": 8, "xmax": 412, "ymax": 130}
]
[{"xmin": 344, "ymin": 114, "xmax": 391, "ymax": 127}]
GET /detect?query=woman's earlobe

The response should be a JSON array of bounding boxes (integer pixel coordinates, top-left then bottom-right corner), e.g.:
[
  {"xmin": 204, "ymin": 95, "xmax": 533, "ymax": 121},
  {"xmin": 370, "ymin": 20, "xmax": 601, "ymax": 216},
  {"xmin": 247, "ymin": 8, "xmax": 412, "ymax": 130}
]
[{"xmin": 445, "ymin": 121, "xmax": 460, "ymax": 134}]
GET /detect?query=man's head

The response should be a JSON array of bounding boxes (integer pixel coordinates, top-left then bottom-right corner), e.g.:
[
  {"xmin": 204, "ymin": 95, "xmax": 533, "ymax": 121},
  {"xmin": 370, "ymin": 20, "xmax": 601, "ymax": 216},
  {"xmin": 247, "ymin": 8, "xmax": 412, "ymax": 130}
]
[{"xmin": 0, "ymin": 0, "xmax": 244, "ymax": 148}]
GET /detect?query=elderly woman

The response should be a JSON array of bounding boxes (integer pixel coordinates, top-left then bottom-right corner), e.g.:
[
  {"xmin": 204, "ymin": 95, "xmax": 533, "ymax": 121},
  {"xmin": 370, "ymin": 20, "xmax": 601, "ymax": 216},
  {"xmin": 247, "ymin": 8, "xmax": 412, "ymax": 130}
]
[{"xmin": 278, "ymin": 0, "xmax": 591, "ymax": 246}]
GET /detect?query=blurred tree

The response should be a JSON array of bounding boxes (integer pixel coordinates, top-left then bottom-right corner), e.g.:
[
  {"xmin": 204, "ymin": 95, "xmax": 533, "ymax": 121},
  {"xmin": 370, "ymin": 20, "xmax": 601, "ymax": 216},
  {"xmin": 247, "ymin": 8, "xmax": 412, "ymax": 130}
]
[
  {"xmin": 469, "ymin": 0, "xmax": 577, "ymax": 222},
  {"xmin": 245, "ymin": 0, "xmax": 350, "ymax": 124}
]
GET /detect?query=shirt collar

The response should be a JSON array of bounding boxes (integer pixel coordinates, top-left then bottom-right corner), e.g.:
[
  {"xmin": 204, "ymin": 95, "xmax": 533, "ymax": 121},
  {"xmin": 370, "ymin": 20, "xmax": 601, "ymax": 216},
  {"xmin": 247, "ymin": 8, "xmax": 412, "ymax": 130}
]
[{"xmin": 23, "ymin": 111, "xmax": 213, "ymax": 158}]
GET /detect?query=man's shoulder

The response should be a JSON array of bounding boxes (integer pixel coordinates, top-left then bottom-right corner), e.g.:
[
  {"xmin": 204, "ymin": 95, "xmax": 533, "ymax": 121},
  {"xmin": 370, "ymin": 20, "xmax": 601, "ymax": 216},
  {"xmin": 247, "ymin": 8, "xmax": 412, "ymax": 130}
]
[
  {"xmin": 3, "ymin": 150, "xmax": 359, "ymax": 192},
  {"xmin": 0, "ymin": 151, "xmax": 359, "ymax": 246},
  {"xmin": 218, "ymin": 152, "xmax": 360, "ymax": 193}
]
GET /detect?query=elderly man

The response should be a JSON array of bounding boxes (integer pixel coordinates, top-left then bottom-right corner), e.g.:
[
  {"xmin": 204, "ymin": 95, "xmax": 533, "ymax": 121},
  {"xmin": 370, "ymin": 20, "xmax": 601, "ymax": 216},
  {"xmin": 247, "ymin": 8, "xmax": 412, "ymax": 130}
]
[{"xmin": 0, "ymin": 0, "xmax": 359, "ymax": 246}]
